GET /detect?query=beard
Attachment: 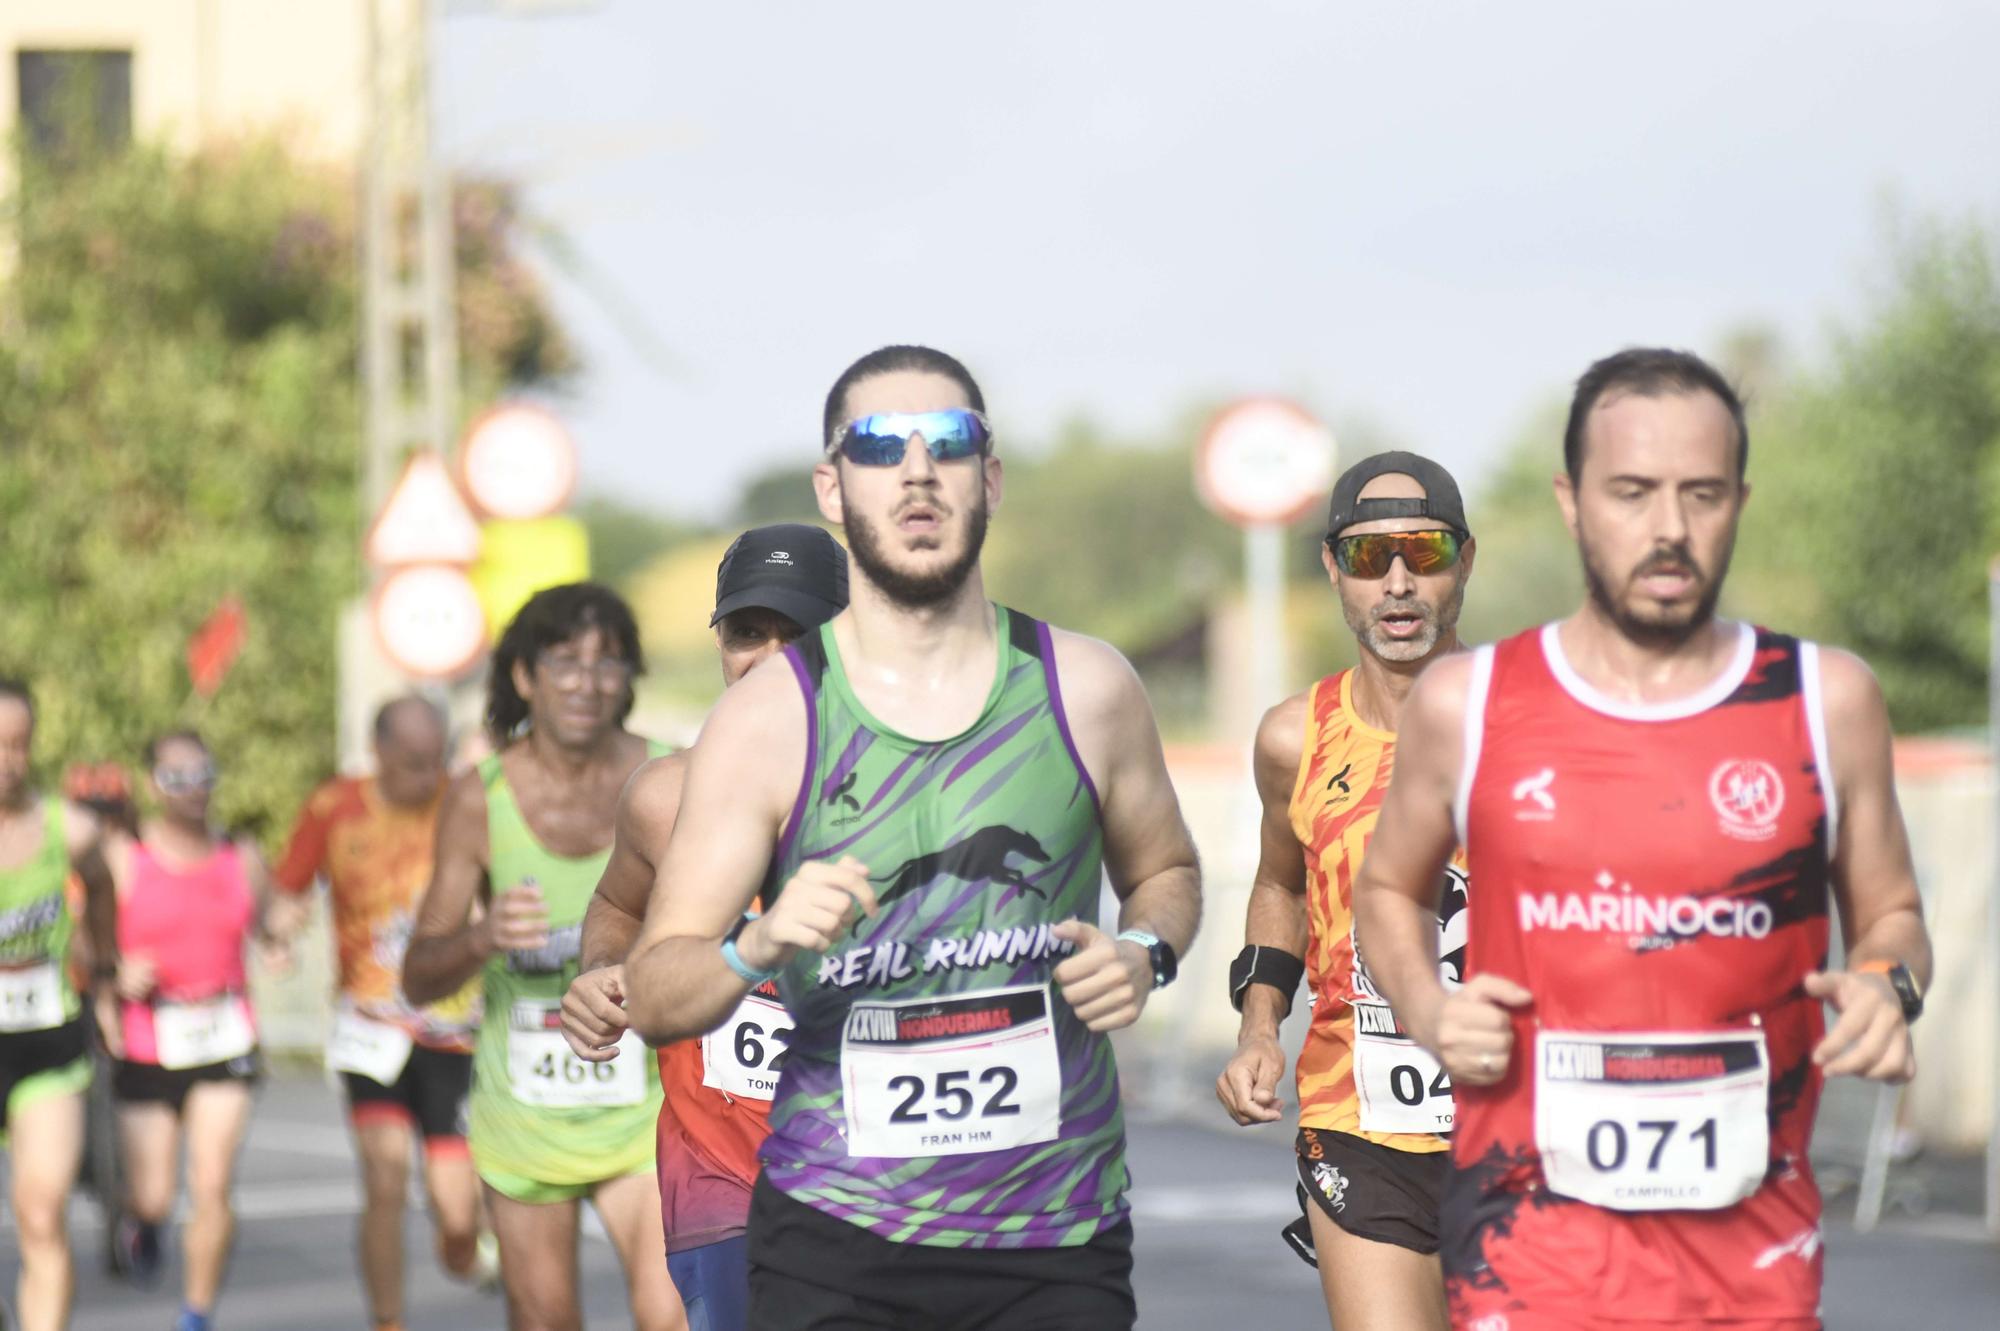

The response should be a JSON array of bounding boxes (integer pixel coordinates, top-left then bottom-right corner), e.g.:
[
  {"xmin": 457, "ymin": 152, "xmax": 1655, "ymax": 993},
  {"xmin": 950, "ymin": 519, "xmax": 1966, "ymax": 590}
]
[
  {"xmin": 843, "ymin": 485, "xmax": 989, "ymax": 611},
  {"xmin": 1342, "ymin": 572, "xmax": 1467, "ymax": 664},
  {"xmin": 1579, "ymin": 534, "xmax": 1730, "ymax": 650}
]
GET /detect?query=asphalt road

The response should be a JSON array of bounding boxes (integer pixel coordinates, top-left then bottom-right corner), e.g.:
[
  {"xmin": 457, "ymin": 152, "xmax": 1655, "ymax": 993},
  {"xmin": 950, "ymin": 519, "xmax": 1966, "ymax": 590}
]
[{"xmin": 21, "ymin": 1069, "xmax": 2000, "ymax": 1330}]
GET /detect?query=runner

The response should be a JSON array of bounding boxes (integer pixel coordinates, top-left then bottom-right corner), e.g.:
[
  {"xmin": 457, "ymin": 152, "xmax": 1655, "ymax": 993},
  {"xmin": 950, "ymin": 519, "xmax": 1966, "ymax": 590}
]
[
  {"xmin": 0, "ymin": 679, "xmax": 118, "ymax": 1331},
  {"xmin": 1216, "ymin": 453, "xmax": 1475, "ymax": 1330},
  {"xmin": 1353, "ymin": 347, "xmax": 1932, "ymax": 1330},
  {"xmin": 560, "ymin": 523, "xmax": 848, "ymax": 1331},
  {"xmin": 110, "ymin": 731, "xmax": 288, "ymax": 1331},
  {"xmin": 272, "ymin": 695, "xmax": 488, "ymax": 1331},
  {"xmin": 403, "ymin": 584, "xmax": 684, "ymax": 1331},
  {"xmin": 623, "ymin": 345, "xmax": 1203, "ymax": 1331}
]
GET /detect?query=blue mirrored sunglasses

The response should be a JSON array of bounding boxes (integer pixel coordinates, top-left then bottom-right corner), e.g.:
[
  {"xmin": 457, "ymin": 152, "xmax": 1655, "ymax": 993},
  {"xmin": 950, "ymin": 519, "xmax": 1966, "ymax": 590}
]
[{"xmin": 830, "ymin": 409, "xmax": 992, "ymax": 467}]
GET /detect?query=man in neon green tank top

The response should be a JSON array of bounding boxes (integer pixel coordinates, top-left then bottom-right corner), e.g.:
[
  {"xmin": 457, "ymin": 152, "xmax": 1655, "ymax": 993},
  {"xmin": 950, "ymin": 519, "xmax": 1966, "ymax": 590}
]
[
  {"xmin": 405, "ymin": 585, "xmax": 684, "ymax": 1331},
  {"xmin": 0, "ymin": 677, "xmax": 120, "ymax": 1331},
  {"xmin": 627, "ymin": 347, "xmax": 1204, "ymax": 1330}
]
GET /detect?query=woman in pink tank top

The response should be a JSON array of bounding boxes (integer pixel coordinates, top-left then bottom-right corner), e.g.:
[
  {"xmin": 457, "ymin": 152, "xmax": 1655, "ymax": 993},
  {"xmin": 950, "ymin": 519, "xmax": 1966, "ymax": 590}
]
[{"xmin": 107, "ymin": 731, "xmax": 285, "ymax": 1331}]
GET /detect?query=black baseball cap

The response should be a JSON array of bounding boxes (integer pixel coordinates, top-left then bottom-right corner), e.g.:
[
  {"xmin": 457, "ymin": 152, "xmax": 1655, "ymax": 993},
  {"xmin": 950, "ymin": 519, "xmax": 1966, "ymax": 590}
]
[
  {"xmin": 710, "ymin": 523, "xmax": 850, "ymax": 629},
  {"xmin": 1324, "ymin": 451, "xmax": 1470, "ymax": 542}
]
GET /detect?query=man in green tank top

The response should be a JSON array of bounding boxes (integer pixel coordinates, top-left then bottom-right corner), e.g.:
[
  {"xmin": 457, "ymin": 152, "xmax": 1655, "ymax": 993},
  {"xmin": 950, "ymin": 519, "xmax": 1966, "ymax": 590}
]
[
  {"xmin": 405, "ymin": 585, "xmax": 683, "ymax": 1331},
  {"xmin": 0, "ymin": 677, "xmax": 120, "ymax": 1331},
  {"xmin": 626, "ymin": 347, "xmax": 1204, "ymax": 1331}
]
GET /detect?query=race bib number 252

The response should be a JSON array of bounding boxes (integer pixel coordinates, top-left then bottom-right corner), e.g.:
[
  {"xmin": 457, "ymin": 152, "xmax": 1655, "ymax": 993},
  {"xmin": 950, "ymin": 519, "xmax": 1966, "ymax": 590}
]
[{"xmin": 841, "ymin": 984, "xmax": 1062, "ymax": 1159}]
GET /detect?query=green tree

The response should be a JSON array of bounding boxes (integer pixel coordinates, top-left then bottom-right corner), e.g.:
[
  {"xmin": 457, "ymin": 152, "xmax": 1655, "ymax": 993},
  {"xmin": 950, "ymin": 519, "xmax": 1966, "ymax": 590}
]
[
  {"xmin": 1732, "ymin": 217, "xmax": 2000, "ymax": 730},
  {"xmin": 0, "ymin": 137, "xmax": 573, "ymax": 839}
]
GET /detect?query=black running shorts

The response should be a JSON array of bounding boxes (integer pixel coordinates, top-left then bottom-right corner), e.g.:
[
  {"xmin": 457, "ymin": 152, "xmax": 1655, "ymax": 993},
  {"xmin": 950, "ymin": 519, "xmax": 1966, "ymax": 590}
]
[
  {"xmin": 113, "ymin": 1052, "xmax": 261, "ymax": 1114},
  {"xmin": 341, "ymin": 1044, "xmax": 472, "ymax": 1146},
  {"xmin": 0, "ymin": 1017, "xmax": 90, "ymax": 1130},
  {"xmin": 1286, "ymin": 1125, "xmax": 1447, "ymax": 1261},
  {"xmin": 747, "ymin": 1175, "xmax": 1136, "ymax": 1331}
]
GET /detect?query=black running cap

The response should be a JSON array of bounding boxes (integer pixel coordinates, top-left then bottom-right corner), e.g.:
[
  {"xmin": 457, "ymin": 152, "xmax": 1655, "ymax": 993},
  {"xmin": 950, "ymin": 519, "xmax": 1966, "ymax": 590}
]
[
  {"xmin": 710, "ymin": 524, "xmax": 850, "ymax": 629},
  {"xmin": 1324, "ymin": 451, "xmax": 1470, "ymax": 542}
]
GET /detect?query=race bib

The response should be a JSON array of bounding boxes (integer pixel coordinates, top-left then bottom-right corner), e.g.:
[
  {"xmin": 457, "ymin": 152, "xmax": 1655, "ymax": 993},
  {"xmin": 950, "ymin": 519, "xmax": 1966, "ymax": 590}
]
[
  {"xmin": 702, "ymin": 991, "xmax": 792, "ymax": 1102},
  {"xmin": 325, "ymin": 1010, "xmax": 415, "ymax": 1086},
  {"xmin": 1535, "ymin": 1028, "xmax": 1769, "ymax": 1212},
  {"xmin": 842, "ymin": 984, "xmax": 1062, "ymax": 1159},
  {"xmin": 154, "ymin": 995, "xmax": 255, "ymax": 1070},
  {"xmin": 1353, "ymin": 1002, "xmax": 1454, "ymax": 1134},
  {"xmin": 506, "ymin": 1000, "xmax": 647, "ymax": 1108},
  {"xmin": 0, "ymin": 963, "xmax": 65, "ymax": 1034}
]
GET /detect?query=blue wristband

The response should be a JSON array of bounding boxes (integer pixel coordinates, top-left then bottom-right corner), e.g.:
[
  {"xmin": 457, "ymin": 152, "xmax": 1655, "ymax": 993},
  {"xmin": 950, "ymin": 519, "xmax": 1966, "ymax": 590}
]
[{"xmin": 720, "ymin": 936, "xmax": 778, "ymax": 985}]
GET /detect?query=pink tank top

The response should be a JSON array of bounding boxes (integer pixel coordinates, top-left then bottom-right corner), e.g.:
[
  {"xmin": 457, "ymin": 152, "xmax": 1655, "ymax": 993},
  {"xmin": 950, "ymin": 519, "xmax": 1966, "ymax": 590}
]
[{"xmin": 119, "ymin": 840, "xmax": 257, "ymax": 1066}]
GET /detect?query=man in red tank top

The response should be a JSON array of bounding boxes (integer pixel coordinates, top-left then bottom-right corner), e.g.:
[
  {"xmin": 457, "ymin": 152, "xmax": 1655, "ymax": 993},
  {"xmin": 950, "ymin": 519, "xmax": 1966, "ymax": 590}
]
[
  {"xmin": 559, "ymin": 524, "xmax": 848, "ymax": 1331},
  {"xmin": 1353, "ymin": 348, "xmax": 1932, "ymax": 1331}
]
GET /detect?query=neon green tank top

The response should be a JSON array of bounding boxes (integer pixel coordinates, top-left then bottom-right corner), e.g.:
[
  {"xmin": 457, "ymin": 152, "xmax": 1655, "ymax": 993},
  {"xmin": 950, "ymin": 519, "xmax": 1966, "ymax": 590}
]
[
  {"xmin": 0, "ymin": 800, "xmax": 79, "ymax": 1026},
  {"xmin": 469, "ymin": 742, "xmax": 667, "ymax": 1191}
]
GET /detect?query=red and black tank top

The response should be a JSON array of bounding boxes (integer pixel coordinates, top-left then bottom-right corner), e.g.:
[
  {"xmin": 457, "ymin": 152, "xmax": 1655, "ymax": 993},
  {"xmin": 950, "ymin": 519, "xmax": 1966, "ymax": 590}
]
[{"xmin": 1447, "ymin": 621, "xmax": 1834, "ymax": 1325}]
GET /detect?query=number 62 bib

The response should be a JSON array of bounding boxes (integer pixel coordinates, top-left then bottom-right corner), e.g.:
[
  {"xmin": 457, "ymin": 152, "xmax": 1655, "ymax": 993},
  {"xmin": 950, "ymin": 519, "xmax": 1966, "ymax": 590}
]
[
  {"xmin": 841, "ymin": 984, "xmax": 1062, "ymax": 1159},
  {"xmin": 702, "ymin": 990, "xmax": 791, "ymax": 1102},
  {"xmin": 1535, "ymin": 1027, "xmax": 1769, "ymax": 1212}
]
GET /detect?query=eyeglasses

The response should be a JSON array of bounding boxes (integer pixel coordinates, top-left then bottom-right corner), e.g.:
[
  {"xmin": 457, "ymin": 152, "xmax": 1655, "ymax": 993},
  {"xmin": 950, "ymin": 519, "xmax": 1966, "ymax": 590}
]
[
  {"xmin": 1330, "ymin": 530, "xmax": 1464, "ymax": 579},
  {"xmin": 538, "ymin": 654, "xmax": 634, "ymax": 690},
  {"xmin": 829, "ymin": 409, "xmax": 992, "ymax": 467},
  {"xmin": 154, "ymin": 764, "xmax": 217, "ymax": 795}
]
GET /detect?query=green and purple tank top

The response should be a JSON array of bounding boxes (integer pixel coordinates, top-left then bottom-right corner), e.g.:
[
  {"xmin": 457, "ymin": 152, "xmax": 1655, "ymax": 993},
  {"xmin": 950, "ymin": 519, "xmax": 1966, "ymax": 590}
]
[{"xmin": 759, "ymin": 605, "xmax": 1127, "ymax": 1249}]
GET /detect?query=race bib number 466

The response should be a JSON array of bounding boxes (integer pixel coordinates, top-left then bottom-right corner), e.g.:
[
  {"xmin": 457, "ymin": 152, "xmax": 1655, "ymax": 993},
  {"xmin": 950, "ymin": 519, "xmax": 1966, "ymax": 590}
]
[
  {"xmin": 507, "ymin": 1000, "xmax": 647, "ymax": 1108},
  {"xmin": 1535, "ymin": 1028, "xmax": 1769, "ymax": 1212},
  {"xmin": 841, "ymin": 984, "xmax": 1062, "ymax": 1159}
]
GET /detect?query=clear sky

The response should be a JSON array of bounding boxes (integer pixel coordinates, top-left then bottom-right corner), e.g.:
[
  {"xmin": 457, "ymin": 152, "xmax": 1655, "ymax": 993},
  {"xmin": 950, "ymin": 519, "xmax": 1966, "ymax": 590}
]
[{"xmin": 437, "ymin": 0, "xmax": 2000, "ymax": 520}]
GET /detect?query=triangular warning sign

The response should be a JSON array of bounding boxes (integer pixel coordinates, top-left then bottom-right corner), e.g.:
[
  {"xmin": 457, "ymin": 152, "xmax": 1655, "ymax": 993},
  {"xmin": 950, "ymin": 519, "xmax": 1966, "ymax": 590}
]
[{"xmin": 367, "ymin": 453, "xmax": 483, "ymax": 568}]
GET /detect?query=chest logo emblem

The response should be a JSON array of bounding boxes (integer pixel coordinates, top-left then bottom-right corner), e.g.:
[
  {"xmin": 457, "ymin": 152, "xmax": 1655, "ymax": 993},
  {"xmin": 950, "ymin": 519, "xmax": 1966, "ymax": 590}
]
[
  {"xmin": 1709, "ymin": 759, "xmax": 1784, "ymax": 841},
  {"xmin": 1511, "ymin": 768, "xmax": 1556, "ymax": 820}
]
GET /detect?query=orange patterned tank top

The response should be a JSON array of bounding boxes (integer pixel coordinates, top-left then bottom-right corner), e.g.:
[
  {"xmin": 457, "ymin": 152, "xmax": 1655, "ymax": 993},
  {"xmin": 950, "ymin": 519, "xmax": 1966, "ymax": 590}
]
[{"xmin": 1289, "ymin": 669, "xmax": 1467, "ymax": 1153}]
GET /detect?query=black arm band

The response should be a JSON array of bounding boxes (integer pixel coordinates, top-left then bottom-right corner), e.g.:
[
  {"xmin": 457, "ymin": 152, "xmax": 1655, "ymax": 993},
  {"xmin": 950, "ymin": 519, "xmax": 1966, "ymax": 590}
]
[{"xmin": 1229, "ymin": 945, "xmax": 1306, "ymax": 1015}]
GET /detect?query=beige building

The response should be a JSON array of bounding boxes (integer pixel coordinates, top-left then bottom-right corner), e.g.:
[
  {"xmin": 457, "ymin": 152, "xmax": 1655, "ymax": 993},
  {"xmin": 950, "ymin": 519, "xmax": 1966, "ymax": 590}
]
[{"xmin": 0, "ymin": 0, "xmax": 381, "ymax": 186}]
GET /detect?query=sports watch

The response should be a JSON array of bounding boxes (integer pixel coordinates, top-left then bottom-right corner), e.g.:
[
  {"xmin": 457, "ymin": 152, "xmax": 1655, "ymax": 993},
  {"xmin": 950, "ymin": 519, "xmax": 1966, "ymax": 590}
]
[
  {"xmin": 1859, "ymin": 959, "xmax": 1923, "ymax": 1024},
  {"xmin": 1116, "ymin": 930, "xmax": 1178, "ymax": 990}
]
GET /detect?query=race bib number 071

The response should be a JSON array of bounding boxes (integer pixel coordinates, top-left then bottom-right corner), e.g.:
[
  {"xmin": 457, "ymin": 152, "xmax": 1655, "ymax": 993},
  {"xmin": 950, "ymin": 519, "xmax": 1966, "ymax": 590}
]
[
  {"xmin": 1535, "ymin": 1028, "xmax": 1769, "ymax": 1212},
  {"xmin": 841, "ymin": 984, "xmax": 1062, "ymax": 1159}
]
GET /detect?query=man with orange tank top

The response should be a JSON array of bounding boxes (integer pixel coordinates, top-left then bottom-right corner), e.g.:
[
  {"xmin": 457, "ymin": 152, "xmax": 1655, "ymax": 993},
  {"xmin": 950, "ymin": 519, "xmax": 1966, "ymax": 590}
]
[
  {"xmin": 1217, "ymin": 452, "xmax": 1476, "ymax": 1331},
  {"xmin": 1355, "ymin": 348, "xmax": 1930, "ymax": 1330},
  {"xmin": 272, "ymin": 695, "xmax": 488, "ymax": 1331},
  {"xmin": 559, "ymin": 524, "xmax": 849, "ymax": 1331}
]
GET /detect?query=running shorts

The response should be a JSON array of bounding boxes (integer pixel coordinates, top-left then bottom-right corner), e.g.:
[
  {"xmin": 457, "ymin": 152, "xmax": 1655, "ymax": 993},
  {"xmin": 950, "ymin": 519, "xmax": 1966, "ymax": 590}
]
[
  {"xmin": 113, "ymin": 1052, "xmax": 260, "ymax": 1113},
  {"xmin": 746, "ymin": 1175, "xmax": 1136, "ymax": 1331},
  {"xmin": 342, "ymin": 1044, "xmax": 471, "ymax": 1150},
  {"xmin": 1286, "ymin": 1125, "xmax": 1446, "ymax": 1261},
  {"xmin": 0, "ymin": 1018, "xmax": 92, "ymax": 1132}
]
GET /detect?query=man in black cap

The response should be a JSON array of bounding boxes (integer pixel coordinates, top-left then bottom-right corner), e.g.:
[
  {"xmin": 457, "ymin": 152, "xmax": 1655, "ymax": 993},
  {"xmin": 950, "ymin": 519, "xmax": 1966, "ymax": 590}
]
[
  {"xmin": 561, "ymin": 522, "xmax": 847, "ymax": 1331},
  {"xmin": 1215, "ymin": 452, "xmax": 1474, "ymax": 1331}
]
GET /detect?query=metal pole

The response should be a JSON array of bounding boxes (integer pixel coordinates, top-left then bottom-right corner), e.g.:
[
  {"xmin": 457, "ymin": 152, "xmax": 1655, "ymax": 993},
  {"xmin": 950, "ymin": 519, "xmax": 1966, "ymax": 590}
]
[
  {"xmin": 1987, "ymin": 562, "xmax": 2000, "ymax": 1237},
  {"xmin": 1246, "ymin": 524, "xmax": 1286, "ymax": 724}
]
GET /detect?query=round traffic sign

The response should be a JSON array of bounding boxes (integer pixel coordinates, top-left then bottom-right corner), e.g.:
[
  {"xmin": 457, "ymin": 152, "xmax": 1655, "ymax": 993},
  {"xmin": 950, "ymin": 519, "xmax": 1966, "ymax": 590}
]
[
  {"xmin": 1195, "ymin": 398, "xmax": 1337, "ymax": 528},
  {"xmin": 459, "ymin": 402, "xmax": 578, "ymax": 521},
  {"xmin": 372, "ymin": 564, "xmax": 487, "ymax": 679}
]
